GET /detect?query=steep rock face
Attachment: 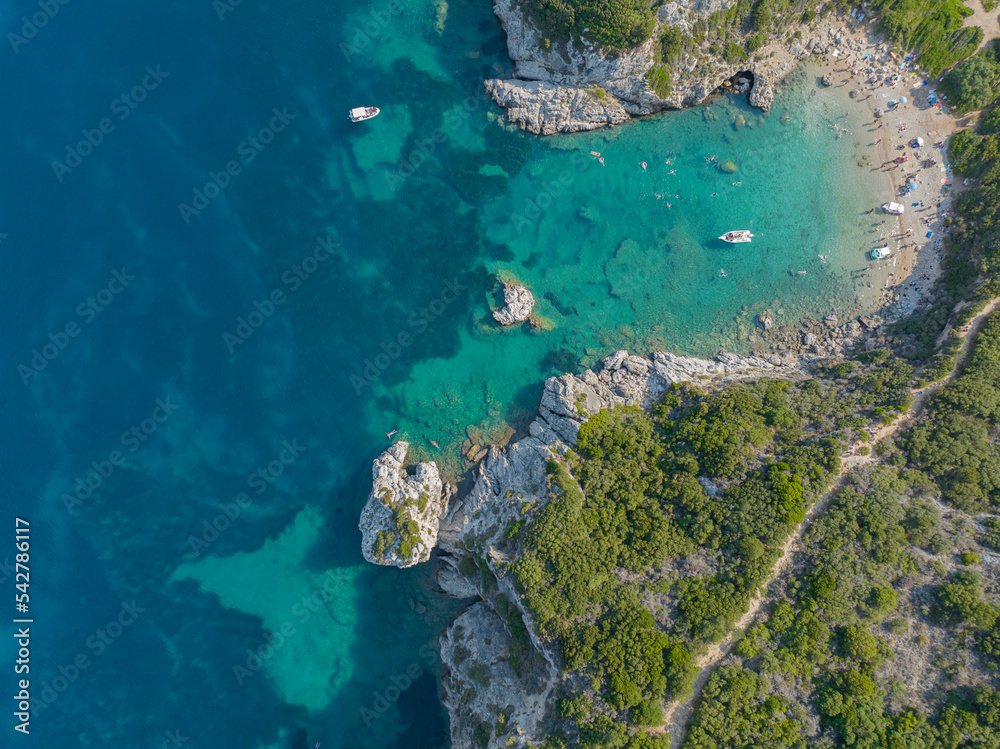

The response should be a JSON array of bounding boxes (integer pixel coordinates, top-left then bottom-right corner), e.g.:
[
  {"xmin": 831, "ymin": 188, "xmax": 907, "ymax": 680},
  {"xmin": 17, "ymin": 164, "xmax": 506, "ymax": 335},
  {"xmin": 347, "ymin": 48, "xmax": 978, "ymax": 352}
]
[
  {"xmin": 441, "ymin": 603, "xmax": 557, "ymax": 749},
  {"xmin": 359, "ymin": 442, "xmax": 449, "ymax": 568},
  {"xmin": 486, "ymin": 0, "xmax": 787, "ymax": 133}
]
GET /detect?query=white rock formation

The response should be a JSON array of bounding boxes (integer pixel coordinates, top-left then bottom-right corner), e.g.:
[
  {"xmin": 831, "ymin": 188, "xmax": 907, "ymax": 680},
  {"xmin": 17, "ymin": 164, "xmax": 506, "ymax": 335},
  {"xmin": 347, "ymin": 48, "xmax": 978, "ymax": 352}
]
[
  {"xmin": 492, "ymin": 282, "xmax": 535, "ymax": 325},
  {"xmin": 358, "ymin": 442, "xmax": 449, "ymax": 568}
]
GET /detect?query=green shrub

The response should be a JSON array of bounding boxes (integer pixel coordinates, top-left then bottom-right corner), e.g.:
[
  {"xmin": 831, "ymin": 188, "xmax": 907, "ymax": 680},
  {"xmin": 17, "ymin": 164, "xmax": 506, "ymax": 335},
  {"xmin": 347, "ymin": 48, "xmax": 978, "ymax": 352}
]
[
  {"xmin": 962, "ymin": 551, "xmax": 982, "ymax": 565},
  {"xmin": 941, "ymin": 45, "xmax": 1000, "ymax": 114},
  {"xmin": 659, "ymin": 26, "xmax": 683, "ymax": 61},
  {"xmin": 646, "ymin": 65, "xmax": 672, "ymax": 98},
  {"xmin": 632, "ymin": 699, "xmax": 663, "ymax": 726},
  {"xmin": 723, "ymin": 41, "xmax": 749, "ymax": 63}
]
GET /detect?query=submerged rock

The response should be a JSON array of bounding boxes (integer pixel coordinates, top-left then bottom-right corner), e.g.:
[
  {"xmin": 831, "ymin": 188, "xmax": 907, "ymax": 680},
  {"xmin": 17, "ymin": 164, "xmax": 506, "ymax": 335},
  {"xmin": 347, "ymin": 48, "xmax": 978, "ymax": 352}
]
[
  {"xmin": 758, "ymin": 311, "xmax": 774, "ymax": 331},
  {"xmin": 719, "ymin": 159, "xmax": 738, "ymax": 173},
  {"xmin": 493, "ymin": 281, "xmax": 536, "ymax": 325},
  {"xmin": 359, "ymin": 442, "xmax": 449, "ymax": 568}
]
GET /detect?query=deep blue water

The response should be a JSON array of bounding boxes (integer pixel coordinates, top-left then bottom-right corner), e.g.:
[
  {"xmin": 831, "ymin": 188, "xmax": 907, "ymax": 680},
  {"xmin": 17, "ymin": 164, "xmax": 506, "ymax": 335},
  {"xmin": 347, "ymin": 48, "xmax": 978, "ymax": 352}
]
[{"xmin": 1, "ymin": 0, "xmax": 888, "ymax": 746}]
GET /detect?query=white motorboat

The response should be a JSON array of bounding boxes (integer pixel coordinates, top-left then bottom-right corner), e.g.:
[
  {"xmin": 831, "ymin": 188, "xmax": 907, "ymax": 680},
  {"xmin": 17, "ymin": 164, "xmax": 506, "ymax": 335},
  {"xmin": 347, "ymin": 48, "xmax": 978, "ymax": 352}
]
[
  {"xmin": 349, "ymin": 106, "xmax": 380, "ymax": 123},
  {"xmin": 719, "ymin": 230, "xmax": 754, "ymax": 243},
  {"xmin": 871, "ymin": 246, "xmax": 891, "ymax": 259},
  {"xmin": 882, "ymin": 201, "xmax": 905, "ymax": 215}
]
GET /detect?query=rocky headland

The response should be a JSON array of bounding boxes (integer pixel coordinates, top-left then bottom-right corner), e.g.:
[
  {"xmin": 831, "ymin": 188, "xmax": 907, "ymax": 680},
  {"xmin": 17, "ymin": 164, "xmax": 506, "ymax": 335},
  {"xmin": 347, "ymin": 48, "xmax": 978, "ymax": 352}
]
[
  {"xmin": 362, "ymin": 348, "xmax": 810, "ymax": 746},
  {"xmin": 485, "ymin": 0, "xmax": 866, "ymax": 134}
]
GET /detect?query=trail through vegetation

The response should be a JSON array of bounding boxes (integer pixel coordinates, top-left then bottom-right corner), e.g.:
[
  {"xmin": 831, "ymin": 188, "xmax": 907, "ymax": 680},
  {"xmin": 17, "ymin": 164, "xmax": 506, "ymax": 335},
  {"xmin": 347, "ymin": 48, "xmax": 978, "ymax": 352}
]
[{"xmin": 661, "ymin": 295, "xmax": 1000, "ymax": 748}]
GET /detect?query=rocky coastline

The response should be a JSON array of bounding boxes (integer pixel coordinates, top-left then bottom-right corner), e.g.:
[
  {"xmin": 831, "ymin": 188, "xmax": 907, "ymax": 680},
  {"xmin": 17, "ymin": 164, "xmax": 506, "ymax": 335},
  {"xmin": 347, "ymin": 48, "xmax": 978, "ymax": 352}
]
[
  {"xmin": 362, "ymin": 347, "xmax": 815, "ymax": 746},
  {"xmin": 485, "ymin": 0, "xmax": 862, "ymax": 134},
  {"xmin": 357, "ymin": 304, "xmax": 909, "ymax": 745}
]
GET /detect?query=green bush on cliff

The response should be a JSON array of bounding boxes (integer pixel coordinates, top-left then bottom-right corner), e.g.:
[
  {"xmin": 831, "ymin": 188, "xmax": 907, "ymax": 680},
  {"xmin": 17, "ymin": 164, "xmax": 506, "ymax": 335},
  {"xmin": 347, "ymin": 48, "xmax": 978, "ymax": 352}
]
[
  {"xmin": 529, "ymin": 0, "xmax": 655, "ymax": 51},
  {"xmin": 646, "ymin": 65, "xmax": 671, "ymax": 98}
]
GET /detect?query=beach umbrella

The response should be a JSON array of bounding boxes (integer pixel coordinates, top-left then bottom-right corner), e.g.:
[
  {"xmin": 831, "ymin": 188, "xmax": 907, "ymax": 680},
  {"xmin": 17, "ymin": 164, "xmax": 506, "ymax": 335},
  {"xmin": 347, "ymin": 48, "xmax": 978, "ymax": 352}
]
[{"xmin": 899, "ymin": 95, "xmax": 907, "ymax": 104}]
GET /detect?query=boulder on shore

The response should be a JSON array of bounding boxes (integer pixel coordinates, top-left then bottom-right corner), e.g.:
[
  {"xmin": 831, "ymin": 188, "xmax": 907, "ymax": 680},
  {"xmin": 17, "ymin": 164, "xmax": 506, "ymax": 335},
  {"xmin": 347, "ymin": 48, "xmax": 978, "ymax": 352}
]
[
  {"xmin": 748, "ymin": 73, "xmax": 774, "ymax": 112},
  {"xmin": 359, "ymin": 442, "xmax": 449, "ymax": 568},
  {"xmin": 493, "ymin": 282, "xmax": 535, "ymax": 325}
]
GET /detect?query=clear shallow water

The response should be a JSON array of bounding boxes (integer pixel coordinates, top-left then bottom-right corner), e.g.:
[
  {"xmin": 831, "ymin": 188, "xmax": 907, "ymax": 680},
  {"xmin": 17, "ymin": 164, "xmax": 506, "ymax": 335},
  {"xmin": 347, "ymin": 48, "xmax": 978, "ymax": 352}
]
[{"xmin": 1, "ymin": 0, "xmax": 885, "ymax": 746}]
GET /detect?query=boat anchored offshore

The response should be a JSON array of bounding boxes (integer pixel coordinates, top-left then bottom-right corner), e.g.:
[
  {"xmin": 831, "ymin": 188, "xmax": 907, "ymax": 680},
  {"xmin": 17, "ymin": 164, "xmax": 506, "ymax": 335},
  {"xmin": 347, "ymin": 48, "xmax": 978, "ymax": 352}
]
[
  {"xmin": 719, "ymin": 230, "xmax": 754, "ymax": 243},
  {"xmin": 871, "ymin": 246, "xmax": 892, "ymax": 260},
  {"xmin": 882, "ymin": 201, "xmax": 905, "ymax": 215},
  {"xmin": 349, "ymin": 106, "xmax": 379, "ymax": 122}
]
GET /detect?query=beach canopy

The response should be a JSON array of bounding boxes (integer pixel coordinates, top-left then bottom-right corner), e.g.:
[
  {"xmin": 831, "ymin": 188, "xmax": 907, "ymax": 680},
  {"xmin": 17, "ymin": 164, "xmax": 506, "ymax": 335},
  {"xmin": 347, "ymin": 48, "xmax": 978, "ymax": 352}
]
[{"xmin": 914, "ymin": 136, "xmax": 923, "ymax": 146}]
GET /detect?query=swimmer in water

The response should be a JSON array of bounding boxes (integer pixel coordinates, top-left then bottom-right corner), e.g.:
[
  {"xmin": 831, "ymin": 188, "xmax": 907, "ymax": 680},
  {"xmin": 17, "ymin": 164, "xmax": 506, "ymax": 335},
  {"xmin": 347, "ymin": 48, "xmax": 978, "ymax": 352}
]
[
  {"xmin": 732, "ymin": 181, "xmax": 742, "ymax": 186},
  {"xmin": 719, "ymin": 269, "xmax": 727, "ymax": 277},
  {"xmin": 641, "ymin": 161, "xmax": 647, "ymax": 170},
  {"xmin": 386, "ymin": 429, "xmax": 397, "ymax": 439},
  {"xmin": 598, "ymin": 156, "xmax": 604, "ymax": 166},
  {"xmin": 711, "ymin": 192, "xmax": 719, "ymax": 197},
  {"xmin": 666, "ymin": 202, "xmax": 672, "ymax": 208},
  {"xmin": 430, "ymin": 440, "xmax": 441, "ymax": 450},
  {"xmin": 797, "ymin": 270, "xmax": 808, "ymax": 275}
]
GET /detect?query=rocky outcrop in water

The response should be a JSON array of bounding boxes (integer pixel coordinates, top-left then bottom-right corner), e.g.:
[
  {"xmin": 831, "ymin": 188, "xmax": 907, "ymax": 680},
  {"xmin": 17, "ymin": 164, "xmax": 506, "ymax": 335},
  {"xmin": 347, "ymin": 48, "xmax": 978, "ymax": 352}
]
[
  {"xmin": 484, "ymin": 79, "xmax": 629, "ymax": 135},
  {"xmin": 358, "ymin": 442, "xmax": 450, "ymax": 568},
  {"xmin": 493, "ymin": 281, "xmax": 536, "ymax": 325}
]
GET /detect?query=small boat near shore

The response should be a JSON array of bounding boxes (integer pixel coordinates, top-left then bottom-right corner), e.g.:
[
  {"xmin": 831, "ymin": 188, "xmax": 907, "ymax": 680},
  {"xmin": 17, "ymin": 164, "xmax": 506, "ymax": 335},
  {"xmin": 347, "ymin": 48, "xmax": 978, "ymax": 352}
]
[
  {"xmin": 719, "ymin": 230, "xmax": 754, "ymax": 243},
  {"xmin": 882, "ymin": 201, "xmax": 905, "ymax": 215},
  {"xmin": 349, "ymin": 106, "xmax": 379, "ymax": 123},
  {"xmin": 871, "ymin": 246, "xmax": 892, "ymax": 259}
]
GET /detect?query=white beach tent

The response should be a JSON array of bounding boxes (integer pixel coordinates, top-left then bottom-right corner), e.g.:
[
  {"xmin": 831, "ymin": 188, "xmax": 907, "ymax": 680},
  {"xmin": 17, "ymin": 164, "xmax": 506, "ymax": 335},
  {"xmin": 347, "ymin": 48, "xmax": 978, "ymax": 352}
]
[{"xmin": 914, "ymin": 136, "xmax": 924, "ymax": 146}]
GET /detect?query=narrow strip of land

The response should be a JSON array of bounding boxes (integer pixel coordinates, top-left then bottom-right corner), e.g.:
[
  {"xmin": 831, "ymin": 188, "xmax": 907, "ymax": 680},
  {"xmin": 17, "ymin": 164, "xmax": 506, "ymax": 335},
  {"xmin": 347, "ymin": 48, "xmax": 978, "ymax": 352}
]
[{"xmin": 662, "ymin": 296, "xmax": 1000, "ymax": 748}]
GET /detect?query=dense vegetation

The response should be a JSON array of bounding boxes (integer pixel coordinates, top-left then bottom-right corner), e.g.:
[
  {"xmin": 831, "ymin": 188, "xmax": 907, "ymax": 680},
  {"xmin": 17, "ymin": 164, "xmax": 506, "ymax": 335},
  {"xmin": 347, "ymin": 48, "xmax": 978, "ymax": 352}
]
[
  {"xmin": 689, "ymin": 469, "xmax": 1000, "ymax": 749},
  {"xmin": 503, "ymin": 363, "xmax": 912, "ymax": 748},
  {"xmin": 528, "ymin": 0, "xmax": 656, "ymax": 51},
  {"xmin": 903, "ymin": 311, "xmax": 1000, "ymax": 512},
  {"xmin": 942, "ymin": 41, "xmax": 1000, "ymax": 113},
  {"xmin": 872, "ymin": 0, "xmax": 981, "ymax": 76}
]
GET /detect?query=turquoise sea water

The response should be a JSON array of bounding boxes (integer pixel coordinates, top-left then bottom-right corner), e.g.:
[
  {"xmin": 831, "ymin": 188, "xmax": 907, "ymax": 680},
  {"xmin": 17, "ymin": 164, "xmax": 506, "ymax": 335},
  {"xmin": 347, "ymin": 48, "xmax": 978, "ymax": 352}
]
[{"xmin": 1, "ymin": 0, "xmax": 886, "ymax": 746}]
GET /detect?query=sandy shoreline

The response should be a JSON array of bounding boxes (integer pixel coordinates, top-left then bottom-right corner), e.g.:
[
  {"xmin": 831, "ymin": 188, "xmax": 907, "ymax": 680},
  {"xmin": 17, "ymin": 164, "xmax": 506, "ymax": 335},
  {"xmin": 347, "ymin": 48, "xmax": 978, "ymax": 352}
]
[
  {"xmin": 814, "ymin": 36, "xmax": 962, "ymax": 321},
  {"xmin": 753, "ymin": 6, "xmax": 1000, "ymax": 327}
]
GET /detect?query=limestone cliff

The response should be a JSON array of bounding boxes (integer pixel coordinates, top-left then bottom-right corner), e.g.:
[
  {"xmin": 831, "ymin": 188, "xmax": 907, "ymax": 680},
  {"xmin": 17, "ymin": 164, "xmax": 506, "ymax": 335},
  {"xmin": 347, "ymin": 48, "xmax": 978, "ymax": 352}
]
[
  {"xmin": 358, "ymin": 441, "xmax": 450, "ymax": 568},
  {"xmin": 486, "ymin": 0, "xmax": 837, "ymax": 134}
]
